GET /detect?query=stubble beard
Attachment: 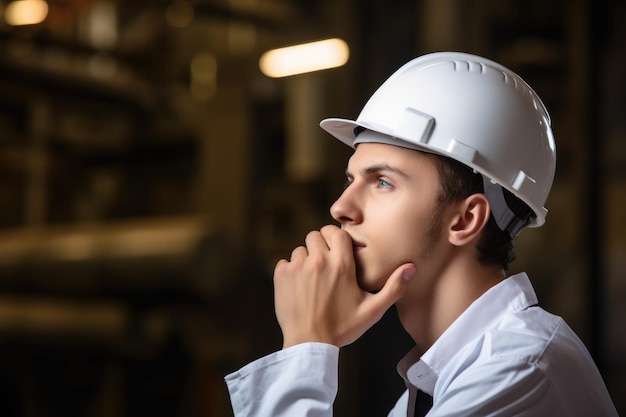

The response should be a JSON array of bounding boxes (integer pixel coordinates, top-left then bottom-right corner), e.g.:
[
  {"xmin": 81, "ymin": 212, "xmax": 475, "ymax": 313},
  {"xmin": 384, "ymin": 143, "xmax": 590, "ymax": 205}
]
[
  {"xmin": 421, "ymin": 203, "xmax": 445, "ymax": 258},
  {"xmin": 355, "ymin": 208, "xmax": 445, "ymax": 293}
]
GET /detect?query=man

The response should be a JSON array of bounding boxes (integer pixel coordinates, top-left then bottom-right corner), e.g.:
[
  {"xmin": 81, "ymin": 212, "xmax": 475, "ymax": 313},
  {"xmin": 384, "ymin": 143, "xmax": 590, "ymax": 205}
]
[{"xmin": 225, "ymin": 52, "xmax": 618, "ymax": 416}]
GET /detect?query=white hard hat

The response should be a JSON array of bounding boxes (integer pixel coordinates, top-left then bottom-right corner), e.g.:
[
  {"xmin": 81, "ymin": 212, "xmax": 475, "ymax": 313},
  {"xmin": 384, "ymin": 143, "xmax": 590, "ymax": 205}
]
[{"xmin": 320, "ymin": 51, "xmax": 556, "ymax": 236}]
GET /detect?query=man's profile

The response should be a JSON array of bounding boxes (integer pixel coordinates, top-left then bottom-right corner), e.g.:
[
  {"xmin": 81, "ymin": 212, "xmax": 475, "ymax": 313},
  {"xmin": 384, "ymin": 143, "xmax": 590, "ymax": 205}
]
[{"xmin": 225, "ymin": 52, "xmax": 618, "ymax": 416}]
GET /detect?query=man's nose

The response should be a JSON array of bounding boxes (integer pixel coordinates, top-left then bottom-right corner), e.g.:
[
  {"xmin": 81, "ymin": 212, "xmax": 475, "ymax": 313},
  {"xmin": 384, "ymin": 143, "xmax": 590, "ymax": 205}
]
[{"xmin": 330, "ymin": 186, "xmax": 362, "ymax": 224}]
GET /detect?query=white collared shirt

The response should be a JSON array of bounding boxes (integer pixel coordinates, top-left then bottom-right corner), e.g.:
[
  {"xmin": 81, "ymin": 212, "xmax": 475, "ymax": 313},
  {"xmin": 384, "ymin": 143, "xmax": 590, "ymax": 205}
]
[{"xmin": 226, "ymin": 273, "xmax": 618, "ymax": 416}]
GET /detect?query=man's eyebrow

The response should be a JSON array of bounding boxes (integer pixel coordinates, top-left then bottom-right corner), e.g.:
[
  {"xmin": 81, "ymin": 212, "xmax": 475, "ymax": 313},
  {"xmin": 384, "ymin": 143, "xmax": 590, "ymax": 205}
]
[{"xmin": 345, "ymin": 163, "xmax": 410, "ymax": 180}]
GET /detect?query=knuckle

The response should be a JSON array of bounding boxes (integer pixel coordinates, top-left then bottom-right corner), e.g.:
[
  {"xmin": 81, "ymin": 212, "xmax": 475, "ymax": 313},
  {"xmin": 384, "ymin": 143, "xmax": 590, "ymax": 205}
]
[
  {"xmin": 335, "ymin": 228, "xmax": 351, "ymax": 244},
  {"xmin": 306, "ymin": 230, "xmax": 321, "ymax": 240},
  {"xmin": 307, "ymin": 251, "xmax": 326, "ymax": 270},
  {"xmin": 320, "ymin": 224, "xmax": 336, "ymax": 234},
  {"xmin": 320, "ymin": 224, "xmax": 340, "ymax": 240},
  {"xmin": 290, "ymin": 246, "xmax": 306, "ymax": 260},
  {"xmin": 274, "ymin": 259, "xmax": 287, "ymax": 278}
]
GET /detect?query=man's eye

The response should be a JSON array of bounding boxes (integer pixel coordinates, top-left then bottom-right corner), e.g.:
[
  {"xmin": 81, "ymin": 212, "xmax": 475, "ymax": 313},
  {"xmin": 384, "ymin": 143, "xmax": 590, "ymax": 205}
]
[
  {"xmin": 378, "ymin": 179, "xmax": 392, "ymax": 189},
  {"xmin": 343, "ymin": 178, "xmax": 352, "ymax": 189}
]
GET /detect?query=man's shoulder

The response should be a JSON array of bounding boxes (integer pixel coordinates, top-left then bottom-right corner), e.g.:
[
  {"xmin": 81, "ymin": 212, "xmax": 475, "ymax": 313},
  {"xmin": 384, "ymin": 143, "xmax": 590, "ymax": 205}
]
[{"xmin": 461, "ymin": 306, "xmax": 590, "ymax": 370}]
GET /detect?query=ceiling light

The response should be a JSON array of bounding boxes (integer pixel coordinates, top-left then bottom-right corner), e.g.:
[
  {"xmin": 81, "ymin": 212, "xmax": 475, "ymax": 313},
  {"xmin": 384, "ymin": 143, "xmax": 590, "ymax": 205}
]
[
  {"xmin": 4, "ymin": 0, "xmax": 48, "ymax": 26},
  {"xmin": 259, "ymin": 38, "xmax": 349, "ymax": 78}
]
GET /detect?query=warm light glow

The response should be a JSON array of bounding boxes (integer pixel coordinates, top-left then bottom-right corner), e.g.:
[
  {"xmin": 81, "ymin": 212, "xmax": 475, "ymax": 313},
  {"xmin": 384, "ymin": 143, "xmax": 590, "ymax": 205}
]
[
  {"xmin": 165, "ymin": 0, "xmax": 194, "ymax": 28},
  {"xmin": 259, "ymin": 38, "xmax": 349, "ymax": 78},
  {"xmin": 4, "ymin": 0, "xmax": 48, "ymax": 26},
  {"xmin": 87, "ymin": 2, "xmax": 118, "ymax": 49}
]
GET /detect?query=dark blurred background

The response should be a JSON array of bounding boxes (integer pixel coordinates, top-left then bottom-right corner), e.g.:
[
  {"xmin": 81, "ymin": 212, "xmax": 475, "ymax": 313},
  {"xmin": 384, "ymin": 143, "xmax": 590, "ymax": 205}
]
[{"xmin": 0, "ymin": 0, "xmax": 624, "ymax": 416}]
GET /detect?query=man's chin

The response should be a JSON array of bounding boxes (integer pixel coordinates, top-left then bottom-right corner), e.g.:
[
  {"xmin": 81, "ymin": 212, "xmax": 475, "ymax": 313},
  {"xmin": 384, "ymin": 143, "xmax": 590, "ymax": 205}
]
[{"xmin": 356, "ymin": 273, "xmax": 385, "ymax": 294}]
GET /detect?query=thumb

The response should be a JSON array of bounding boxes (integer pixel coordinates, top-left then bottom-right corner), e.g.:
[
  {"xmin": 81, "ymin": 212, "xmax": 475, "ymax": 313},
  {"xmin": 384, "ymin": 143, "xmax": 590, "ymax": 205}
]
[{"xmin": 363, "ymin": 263, "xmax": 415, "ymax": 317}]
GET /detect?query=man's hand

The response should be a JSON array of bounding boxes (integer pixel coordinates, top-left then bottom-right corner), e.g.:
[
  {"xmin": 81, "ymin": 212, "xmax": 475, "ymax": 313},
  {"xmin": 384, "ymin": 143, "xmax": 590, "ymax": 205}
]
[{"xmin": 274, "ymin": 225, "xmax": 415, "ymax": 349}]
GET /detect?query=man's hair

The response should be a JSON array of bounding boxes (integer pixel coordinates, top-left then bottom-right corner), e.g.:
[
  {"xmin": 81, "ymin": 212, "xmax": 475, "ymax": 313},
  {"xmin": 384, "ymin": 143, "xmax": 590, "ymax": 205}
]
[{"xmin": 431, "ymin": 154, "xmax": 529, "ymax": 271}]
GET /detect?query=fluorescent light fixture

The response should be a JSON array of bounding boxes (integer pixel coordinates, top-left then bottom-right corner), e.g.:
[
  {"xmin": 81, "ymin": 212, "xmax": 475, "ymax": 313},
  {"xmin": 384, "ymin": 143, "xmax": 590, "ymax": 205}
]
[
  {"xmin": 259, "ymin": 38, "xmax": 349, "ymax": 78},
  {"xmin": 4, "ymin": 0, "xmax": 48, "ymax": 26}
]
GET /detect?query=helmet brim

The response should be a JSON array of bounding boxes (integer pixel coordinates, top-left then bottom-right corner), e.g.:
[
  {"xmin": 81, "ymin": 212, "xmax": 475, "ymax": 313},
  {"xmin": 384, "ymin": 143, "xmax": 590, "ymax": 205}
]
[{"xmin": 320, "ymin": 118, "xmax": 379, "ymax": 148}]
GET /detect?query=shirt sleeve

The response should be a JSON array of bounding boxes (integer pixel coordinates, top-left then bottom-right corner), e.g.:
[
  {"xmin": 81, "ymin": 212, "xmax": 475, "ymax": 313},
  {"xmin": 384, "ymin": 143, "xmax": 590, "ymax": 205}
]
[{"xmin": 225, "ymin": 342, "xmax": 340, "ymax": 417}]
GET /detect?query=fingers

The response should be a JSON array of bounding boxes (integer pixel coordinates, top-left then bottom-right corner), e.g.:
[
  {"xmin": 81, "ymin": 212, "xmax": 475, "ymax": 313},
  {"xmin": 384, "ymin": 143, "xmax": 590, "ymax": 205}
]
[
  {"xmin": 280, "ymin": 226, "xmax": 350, "ymax": 268},
  {"xmin": 304, "ymin": 229, "xmax": 330, "ymax": 253},
  {"xmin": 274, "ymin": 224, "xmax": 410, "ymax": 349},
  {"xmin": 320, "ymin": 225, "xmax": 351, "ymax": 250},
  {"xmin": 381, "ymin": 263, "xmax": 416, "ymax": 302},
  {"xmin": 290, "ymin": 245, "xmax": 308, "ymax": 261},
  {"xmin": 275, "ymin": 246, "xmax": 305, "ymax": 274},
  {"xmin": 274, "ymin": 228, "xmax": 334, "ymax": 278},
  {"xmin": 361, "ymin": 263, "xmax": 416, "ymax": 321}
]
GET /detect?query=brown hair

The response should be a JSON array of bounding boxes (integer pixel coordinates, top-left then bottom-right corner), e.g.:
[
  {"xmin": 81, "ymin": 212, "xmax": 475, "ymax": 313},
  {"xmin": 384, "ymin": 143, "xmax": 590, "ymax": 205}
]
[{"xmin": 431, "ymin": 154, "xmax": 519, "ymax": 271}]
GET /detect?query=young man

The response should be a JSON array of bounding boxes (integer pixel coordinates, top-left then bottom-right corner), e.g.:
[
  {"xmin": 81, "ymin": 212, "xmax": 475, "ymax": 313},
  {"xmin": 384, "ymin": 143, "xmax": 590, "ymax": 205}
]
[{"xmin": 225, "ymin": 52, "xmax": 618, "ymax": 416}]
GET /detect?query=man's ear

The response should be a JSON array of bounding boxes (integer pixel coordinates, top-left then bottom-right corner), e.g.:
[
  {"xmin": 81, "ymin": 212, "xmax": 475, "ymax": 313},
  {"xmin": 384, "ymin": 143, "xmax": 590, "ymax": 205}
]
[{"xmin": 448, "ymin": 194, "xmax": 491, "ymax": 246}]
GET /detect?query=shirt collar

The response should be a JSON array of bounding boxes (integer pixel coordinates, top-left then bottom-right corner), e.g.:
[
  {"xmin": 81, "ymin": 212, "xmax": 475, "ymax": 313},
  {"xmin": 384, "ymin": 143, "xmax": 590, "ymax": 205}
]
[{"xmin": 397, "ymin": 272, "xmax": 539, "ymax": 395}]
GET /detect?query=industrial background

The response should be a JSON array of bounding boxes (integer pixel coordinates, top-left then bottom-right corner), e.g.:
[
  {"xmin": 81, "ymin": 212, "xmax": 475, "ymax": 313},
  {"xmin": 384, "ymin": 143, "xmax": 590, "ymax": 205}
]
[{"xmin": 0, "ymin": 0, "xmax": 624, "ymax": 416}]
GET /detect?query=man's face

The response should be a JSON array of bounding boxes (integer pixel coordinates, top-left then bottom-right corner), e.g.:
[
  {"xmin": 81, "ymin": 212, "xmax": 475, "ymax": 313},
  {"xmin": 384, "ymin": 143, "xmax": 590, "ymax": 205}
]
[{"xmin": 330, "ymin": 142, "xmax": 445, "ymax": 292}]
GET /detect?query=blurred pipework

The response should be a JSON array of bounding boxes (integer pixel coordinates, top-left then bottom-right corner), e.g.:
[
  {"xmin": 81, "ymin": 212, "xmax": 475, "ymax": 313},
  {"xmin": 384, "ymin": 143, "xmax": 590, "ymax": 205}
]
[{"xmin": 0, "ymin": 0, "xmax": 624, "ymax": 416}]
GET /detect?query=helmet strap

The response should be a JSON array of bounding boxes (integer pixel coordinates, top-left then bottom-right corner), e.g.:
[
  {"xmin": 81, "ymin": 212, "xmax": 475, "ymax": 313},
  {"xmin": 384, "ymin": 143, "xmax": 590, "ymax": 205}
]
[{"xmin": 482, "ymin": 177, "xmax": 531, "ymax": 239}]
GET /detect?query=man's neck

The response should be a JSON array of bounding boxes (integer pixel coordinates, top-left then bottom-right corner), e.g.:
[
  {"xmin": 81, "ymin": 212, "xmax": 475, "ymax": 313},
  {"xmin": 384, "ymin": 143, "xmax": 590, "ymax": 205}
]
[{"xmin": 396, "ymin": 254, "xmax": 505, "ymax": 353}]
